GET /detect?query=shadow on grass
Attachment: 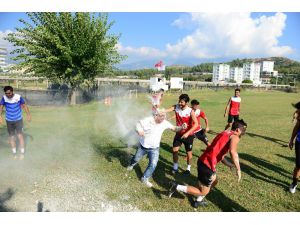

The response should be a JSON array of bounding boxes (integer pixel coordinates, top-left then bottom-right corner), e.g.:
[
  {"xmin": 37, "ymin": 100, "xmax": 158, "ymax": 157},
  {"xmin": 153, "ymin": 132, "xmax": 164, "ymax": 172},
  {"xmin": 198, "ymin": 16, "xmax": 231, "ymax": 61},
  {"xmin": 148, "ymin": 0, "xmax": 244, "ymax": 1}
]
[
  {"xmin": 275, "ymin": 154, "xmax": 294, "ymax": 163},
  {"xmin": 0, "ymin": 188, "xmax": 15, "ymax": 212},
  {"xmin": 209, "ymin": 130, "xmax": 288, "ymax": 147},
  {"xmin": 239, "ymin": 153, "xmax": 290, "ymax": 190},
  {"xmin": 92, "ymin": 141, "xmax": 132, "ymax": 168},
  {"xmin": 37, "ymin": 201, "xmax": 50, "ymax": 212},
  {"xmin": 154, "ymin": 143, "xmax": 248, "ymax": 211},
  {"xmin": 91, "ymin": 135, "xmax": 248, "ymax": 211},
  {"xmin": 245, "ymin": 132, "xmax": 288, "ymax": 147}
]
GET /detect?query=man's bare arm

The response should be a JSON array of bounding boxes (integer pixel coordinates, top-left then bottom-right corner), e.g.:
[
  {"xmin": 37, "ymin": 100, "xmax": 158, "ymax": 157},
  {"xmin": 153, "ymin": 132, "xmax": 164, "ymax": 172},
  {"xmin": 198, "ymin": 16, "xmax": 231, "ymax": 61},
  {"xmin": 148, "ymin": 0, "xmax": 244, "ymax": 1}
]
[{"xmin": 229, "ymin": 135, "xmax": 241, "ymax": 182}]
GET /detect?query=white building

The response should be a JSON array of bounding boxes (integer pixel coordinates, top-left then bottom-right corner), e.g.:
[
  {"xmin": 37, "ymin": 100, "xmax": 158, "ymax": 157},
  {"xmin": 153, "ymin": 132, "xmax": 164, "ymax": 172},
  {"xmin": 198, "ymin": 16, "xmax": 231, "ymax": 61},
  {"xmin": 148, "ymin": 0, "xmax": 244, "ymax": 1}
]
[
  {"xmin": 213, "ymin": 64, "xmax": 230, "ymax": 83},
  {"xmin": 243, "ymin": 62, "xmax": 261, "ymax": 85},
  {"xmin": 0, "ymin": 47, "xmax": 7, "ymax": 72},
  {"xmin": 260, "ymin": 60, "xmax": 274, "ymax": 73},
  {"xmin": 230, "ymin": 67, "xmax": 243, "ymax": 84}
]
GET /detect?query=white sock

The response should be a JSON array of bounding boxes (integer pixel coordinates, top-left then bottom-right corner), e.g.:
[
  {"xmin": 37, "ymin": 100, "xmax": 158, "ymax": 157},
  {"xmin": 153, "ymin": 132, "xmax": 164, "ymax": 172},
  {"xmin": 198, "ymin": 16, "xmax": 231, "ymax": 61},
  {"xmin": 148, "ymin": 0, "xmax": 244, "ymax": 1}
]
[
  {"xmin": 196, "ymin": 195, "xmax": 205, "ymax": 202},
  {"xmin": 12, "ymin": 148, "xmax": 17, "ymax": 154},
  {"xmin": 186, "ymin": 164, "xmax": 191, "ymax": 171},
  {"xmin": 173, "ymin": 163, "xmax": 178, "ymax": 170},
  {"xmin": 20, "ymin": 148, "xmax": 25, "ymax": 154},
  {"xmin": 176, "ymin": 185, "xmax": 188, "ymax": 193}
]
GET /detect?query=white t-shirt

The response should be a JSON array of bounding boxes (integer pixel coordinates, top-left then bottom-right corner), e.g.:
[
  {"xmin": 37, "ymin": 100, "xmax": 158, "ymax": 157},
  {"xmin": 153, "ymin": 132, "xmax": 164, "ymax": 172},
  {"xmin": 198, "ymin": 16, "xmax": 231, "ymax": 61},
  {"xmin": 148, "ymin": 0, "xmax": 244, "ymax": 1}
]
[{"xmin": 136, "ymin": 116, "xmax": 174, "ymax": 149}]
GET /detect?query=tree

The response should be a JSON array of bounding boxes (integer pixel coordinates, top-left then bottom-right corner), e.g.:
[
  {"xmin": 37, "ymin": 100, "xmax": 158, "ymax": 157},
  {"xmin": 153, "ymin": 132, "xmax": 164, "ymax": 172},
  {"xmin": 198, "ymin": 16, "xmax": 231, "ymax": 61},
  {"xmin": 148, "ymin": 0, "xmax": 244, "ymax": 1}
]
[
  {"xmin": 242, "ymin": 79, "xmax": 253, "ymax": 84},
  {"xmin": 6, "ymin": 12, "xmax": 125, "ymax": 104}
]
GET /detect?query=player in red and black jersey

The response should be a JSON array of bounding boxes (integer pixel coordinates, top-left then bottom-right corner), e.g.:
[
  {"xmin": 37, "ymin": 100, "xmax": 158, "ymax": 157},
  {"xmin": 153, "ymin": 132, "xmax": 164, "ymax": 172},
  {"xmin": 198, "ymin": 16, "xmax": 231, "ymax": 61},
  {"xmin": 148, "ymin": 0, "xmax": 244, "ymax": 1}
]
[
  {"xmin": 224, "ymin": 88, "xmax": 241, "ymax": 130},
  {"xmin": 191, "ymin": 99, "xmax": 210, "ymax": 147},
  {"xmin": 166, "ymin": 94, "xmax": 198, "ymax": 175},
  {"xmin": 168, "ymin": 119, "xmax": 247, "ymax": 208}
]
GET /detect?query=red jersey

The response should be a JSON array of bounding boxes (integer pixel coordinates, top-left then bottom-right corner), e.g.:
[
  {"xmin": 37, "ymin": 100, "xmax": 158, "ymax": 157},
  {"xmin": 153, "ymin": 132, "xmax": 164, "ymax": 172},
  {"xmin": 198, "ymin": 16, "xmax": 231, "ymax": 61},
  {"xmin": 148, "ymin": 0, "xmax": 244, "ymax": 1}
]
[
  {"xmin": 229, "ymin": 96, "xmax": 241, "ymax": 116},
  {"xmin": 199, "ymin": 130, "xmax": 235, "ymax": 172},
  {"xmin": 174, "ymin": 104, "xmax": 193, "ymax": 135},
  {"xmin": 193, "ymin": 109, "xmax": 206, "ymax": 134}
]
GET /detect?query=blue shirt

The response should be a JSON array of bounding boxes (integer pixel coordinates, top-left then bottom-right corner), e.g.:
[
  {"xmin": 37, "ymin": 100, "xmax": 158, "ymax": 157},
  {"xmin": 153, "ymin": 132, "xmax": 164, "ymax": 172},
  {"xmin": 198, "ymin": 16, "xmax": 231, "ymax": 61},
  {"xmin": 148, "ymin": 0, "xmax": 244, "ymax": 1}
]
[
  {"xmin": 297, "ymin": 130, "xmax": 300, "ymax": 142},
  {"xmin": 0, "ymin": 94, "xmax": 25, "ymax": 121}
]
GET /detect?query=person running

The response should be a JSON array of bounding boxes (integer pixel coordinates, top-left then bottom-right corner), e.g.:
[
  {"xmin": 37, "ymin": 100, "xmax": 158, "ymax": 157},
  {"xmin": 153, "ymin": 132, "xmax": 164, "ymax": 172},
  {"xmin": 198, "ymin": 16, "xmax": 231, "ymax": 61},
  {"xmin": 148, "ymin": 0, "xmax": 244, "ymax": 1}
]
[
  {"xmin": 224, "ymin": 88, "xmax": 241, "ymax": 130},
  {"xmin": 166, "ymin": 94, "xmax": 198, "ymax": 175},
  {"xmin": 168, "ymin": 119, "xmax": 247, "ymax": 208},
  {"xmin": 0, "ymin": 86, "xmax": 31, "ymax": 159},
  {"xmin": 127, "ymin": 110, "xmax": 187, "ymax": 188},
  {"xmin": 288, "ymin": 101, "xmax": 300, "ymax": 193},
  {"xmin": 191, "ymin": 99, "xmax": 210, "ymax": 147},
  {"xmin": 151, "ymin": 88, "xmax": 164, "ymax": 115}
]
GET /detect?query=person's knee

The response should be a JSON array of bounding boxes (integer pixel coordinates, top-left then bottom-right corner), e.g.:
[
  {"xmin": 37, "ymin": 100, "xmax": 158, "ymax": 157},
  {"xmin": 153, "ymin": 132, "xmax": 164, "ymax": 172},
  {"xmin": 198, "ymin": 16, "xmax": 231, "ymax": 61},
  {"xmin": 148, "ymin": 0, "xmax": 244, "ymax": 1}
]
[{"xmin": 173, "ymin": 147, "xmax": 179, "ymax": 153}]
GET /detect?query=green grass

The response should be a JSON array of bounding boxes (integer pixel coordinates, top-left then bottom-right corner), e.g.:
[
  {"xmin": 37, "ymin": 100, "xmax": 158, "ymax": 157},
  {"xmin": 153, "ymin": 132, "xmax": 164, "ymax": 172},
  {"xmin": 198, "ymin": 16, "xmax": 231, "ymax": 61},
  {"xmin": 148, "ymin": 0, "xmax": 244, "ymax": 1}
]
[{"xmin": 0, "ymin": 89, "xmax": 299, "ymax": 211}]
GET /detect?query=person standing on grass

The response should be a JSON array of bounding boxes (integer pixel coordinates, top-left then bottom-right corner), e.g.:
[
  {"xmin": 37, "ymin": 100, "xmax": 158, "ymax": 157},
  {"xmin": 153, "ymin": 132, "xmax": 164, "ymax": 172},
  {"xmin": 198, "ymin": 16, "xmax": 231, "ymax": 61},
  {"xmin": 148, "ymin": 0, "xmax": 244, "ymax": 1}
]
[
  {"xmin": 168, "ymin": 119, "xmax": 247, "ymax": 208},
  {"xmin": 224, "ymin": 88, "xmax": 241, "ymax": 130},
  {"xmin": 191, "ymin": 99, "xmax": 211, "ymax": 147},
  {"xmin": 288, "ymin": 101, "xmax": 300, "ymax": 194},
  {"xmin": 151, "ymin": 88, "xmax": 164, "ymax": 115},
  {"xmin": 165, "ymin": 94, "xmax": 198, "ymax": 175},
  {"xmin": 127, "ymin": 110, "xmax": 187, "ymax": 188},
  {"xmin": 0, "ymin": 86, "xmax": 31, "ymax": 159}
]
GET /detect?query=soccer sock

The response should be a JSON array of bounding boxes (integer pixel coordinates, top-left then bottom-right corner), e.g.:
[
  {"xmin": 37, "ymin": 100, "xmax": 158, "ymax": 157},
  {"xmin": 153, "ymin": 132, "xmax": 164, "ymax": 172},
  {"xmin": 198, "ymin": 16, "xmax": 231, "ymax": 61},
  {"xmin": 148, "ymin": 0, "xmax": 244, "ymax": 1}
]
[
  {"xmin": 196, "ymin": 195, "xmax": 205, "ymax": 202},
  {"xmin": 176, "ymin": 185, "xmax": 187, "ymax": 193},
  {"xmin": 12, "ymin": 148, "xmax": 17, "ymax": 154},
  {"xmin": 20, "ymin": 148, "xmax": 25, "ymax": 154},
  {"xmin": 186, "ymin": 164, "xmax": 191, "ymax": 171},
  {"xmin": 173, "ymin": 163, "xmax": 178, "ymax": 170},
  {"xmin": 292, "ymin": 177, "xmax": 298, "ymax": 186}
]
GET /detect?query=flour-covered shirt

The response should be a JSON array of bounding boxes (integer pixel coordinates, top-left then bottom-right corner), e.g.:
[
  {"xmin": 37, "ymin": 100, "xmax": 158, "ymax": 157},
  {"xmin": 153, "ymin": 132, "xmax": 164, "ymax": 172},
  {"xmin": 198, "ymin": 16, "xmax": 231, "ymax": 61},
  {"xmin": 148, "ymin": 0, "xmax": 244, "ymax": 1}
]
[{"xmin": 136, "ymin": 116, "xmax": 174, "ymax": 148}]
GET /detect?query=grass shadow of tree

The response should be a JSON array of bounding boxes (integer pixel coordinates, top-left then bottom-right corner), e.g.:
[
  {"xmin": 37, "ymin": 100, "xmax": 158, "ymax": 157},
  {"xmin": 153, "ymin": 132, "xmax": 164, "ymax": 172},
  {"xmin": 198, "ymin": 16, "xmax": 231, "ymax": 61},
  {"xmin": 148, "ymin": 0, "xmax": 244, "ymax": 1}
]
[
  {"xmin": 0, "ymin": 188, "xmax": 15, "ymax": 212},
  {"xmin": 275, "ymin": 153, "xmax": 294, "ymax": 163},
  {"xmin": 245, "ymin": 132, "xmax": 288, "ymax": 147},
  {"xmin": 239, "ymin": 153, "xmax": 290, "ymax": 190},
  {"xmin": 92, "ymin": 142, "xmax": 132, "ymax": 168}
]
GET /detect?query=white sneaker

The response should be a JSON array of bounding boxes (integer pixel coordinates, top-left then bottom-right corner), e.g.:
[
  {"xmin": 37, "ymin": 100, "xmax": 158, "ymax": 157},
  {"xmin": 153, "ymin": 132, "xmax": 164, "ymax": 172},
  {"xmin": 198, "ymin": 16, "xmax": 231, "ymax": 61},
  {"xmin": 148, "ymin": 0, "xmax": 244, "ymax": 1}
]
[
  {"xmin": 127, "ymin": 165, "xmax": 134, "ymax": 171},
  {"xmin": 141, "ymin": 178, "xmax": 153, "ymax": 188},
  {"xmin": 289, "ymin": 184, "xmax": 297, "ymax": 194}
]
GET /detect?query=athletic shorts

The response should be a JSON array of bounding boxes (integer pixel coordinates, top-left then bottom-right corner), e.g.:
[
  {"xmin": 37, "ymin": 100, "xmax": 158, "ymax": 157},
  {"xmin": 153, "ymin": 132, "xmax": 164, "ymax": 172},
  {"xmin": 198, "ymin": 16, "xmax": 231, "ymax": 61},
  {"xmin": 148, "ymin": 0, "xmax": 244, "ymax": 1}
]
[
  {"xmin": 295, "ymin": 141, "xmax": 300, "ymax": 168},
  {"xmin": 228, "ymin": 114, "xmax": 239, "ymax": 123},
  {"xmin": 194, "ymin": 129, "xmax": 209, "ymax": 144},
  {"xmin": 197, "ymin": 160, "xmax": 216, "ymax": 187},
  {"xmin": 6, "ymin": 119, "xmax": 24, "ymax": 136},
  {"xmin": 173, "ymin": 133, "xmax": 194, "ymax": 152}
]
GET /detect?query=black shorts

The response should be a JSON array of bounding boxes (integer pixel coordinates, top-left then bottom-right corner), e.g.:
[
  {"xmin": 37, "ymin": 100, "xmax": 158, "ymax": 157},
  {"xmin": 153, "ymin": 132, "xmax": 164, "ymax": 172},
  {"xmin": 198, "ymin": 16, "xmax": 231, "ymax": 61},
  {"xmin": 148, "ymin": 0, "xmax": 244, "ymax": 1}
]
[
  {"xmin": 173, "ymin": 133, "xmax": 194, "ymax": 152},
  {"xmin": 228, "ymin": 114, "xmax": 239, "ymax": 123},
  {"xmin": 295, "ymin": 141, "xmax": 300, "ymax": 168},
  {"xmin": 194, "ymin": 129, "xmax": 209, "ymax": 144},
  {"xmin": 197, "ymin": 160, "xmax": 216, "ymax": 187},
  {"xmin": 6, "ymin": 119, "xmax": 24, "ymax": 136}
]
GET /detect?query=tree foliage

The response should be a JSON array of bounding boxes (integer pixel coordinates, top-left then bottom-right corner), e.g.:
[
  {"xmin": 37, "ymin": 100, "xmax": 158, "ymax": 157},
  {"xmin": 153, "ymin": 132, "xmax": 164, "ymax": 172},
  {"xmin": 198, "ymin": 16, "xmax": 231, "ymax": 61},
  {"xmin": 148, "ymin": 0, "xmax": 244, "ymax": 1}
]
[{"xmin": 6, "ymin": 12, "xmax": 125, "ymax": 89}]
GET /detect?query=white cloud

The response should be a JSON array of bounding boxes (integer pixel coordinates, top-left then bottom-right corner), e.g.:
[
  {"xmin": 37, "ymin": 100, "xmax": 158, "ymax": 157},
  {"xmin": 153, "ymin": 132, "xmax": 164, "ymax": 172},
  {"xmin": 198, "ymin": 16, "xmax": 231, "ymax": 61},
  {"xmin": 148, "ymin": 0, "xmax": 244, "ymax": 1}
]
[
  {"xmin": 119, "ymin": 12, "xmax": 293, "ymax": 63},
  {"xmin": 0, "ymin": 30, "xmax": 14, "ymax": 53},
  {"xmin": 116, "ymin": 43, "xmax": 166, "ymax": 63}
]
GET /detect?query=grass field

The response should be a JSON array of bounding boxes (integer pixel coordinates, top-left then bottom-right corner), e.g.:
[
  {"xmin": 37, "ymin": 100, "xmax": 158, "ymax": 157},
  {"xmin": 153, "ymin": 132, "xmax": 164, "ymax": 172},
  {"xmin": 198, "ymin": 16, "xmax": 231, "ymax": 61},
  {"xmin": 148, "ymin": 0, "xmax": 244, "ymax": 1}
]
[{"xmin": 0, "ymin": 88, "xmax": 299, "ymax": 212}]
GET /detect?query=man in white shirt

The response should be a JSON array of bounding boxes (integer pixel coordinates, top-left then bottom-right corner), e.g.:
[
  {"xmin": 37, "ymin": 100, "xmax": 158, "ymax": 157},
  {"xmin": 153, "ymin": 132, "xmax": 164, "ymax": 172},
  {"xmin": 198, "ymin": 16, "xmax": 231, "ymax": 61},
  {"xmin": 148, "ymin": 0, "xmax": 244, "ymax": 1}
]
[{"xmin": 127, "ymin": 110, "xmax": 187, "ymax": 188}]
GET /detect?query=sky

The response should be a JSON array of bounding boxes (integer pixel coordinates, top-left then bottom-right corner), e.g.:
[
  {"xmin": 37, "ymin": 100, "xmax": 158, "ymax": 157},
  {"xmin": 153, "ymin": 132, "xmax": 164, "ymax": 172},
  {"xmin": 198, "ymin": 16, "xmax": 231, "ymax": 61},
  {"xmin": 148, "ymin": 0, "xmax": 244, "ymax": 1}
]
[{"xmin": 1, "ymin": 12, "xmax": 300, "ymax": 69}]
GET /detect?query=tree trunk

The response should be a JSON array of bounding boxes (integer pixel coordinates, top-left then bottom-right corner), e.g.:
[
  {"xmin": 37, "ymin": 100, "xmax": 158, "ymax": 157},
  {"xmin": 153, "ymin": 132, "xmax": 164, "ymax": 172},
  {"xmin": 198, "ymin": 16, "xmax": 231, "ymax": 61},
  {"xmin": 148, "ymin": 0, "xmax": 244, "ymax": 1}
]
[{"xmin": 68, "ymin": 88, "xmax": 77, "ymax": 105}]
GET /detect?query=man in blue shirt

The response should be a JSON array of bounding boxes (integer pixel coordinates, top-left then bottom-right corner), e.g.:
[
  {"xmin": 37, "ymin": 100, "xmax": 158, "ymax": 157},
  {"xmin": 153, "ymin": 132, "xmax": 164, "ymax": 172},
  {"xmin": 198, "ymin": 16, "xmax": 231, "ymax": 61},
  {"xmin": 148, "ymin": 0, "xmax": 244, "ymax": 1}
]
[{"xmin": 0, "ymin": 86, "xmax": 31, "ymax": 159}]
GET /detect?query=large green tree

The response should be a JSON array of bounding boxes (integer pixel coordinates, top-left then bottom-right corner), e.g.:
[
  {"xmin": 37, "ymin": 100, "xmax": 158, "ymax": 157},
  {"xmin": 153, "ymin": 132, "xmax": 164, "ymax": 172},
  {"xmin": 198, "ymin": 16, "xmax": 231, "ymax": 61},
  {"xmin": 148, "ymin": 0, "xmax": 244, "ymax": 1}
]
[{"xmin": 6, "ymin": 12, "xmax": 125, "ymax": 102}]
